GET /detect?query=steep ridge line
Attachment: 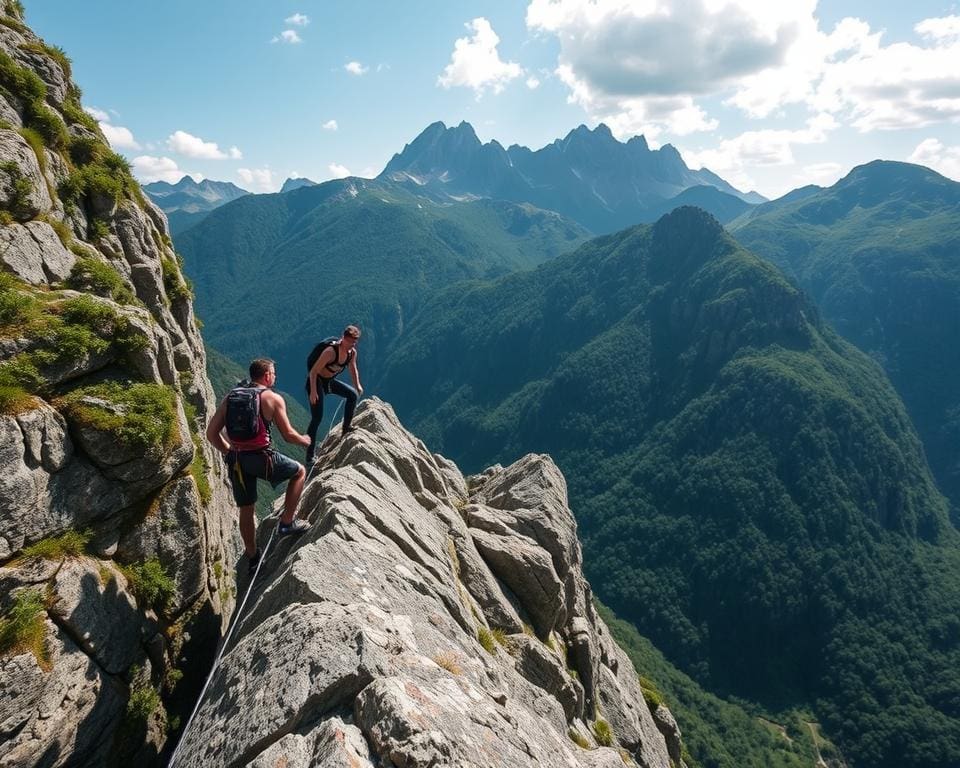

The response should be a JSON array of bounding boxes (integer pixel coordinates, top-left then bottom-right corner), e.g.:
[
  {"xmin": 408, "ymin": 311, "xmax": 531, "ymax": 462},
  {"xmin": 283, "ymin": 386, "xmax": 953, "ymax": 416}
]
[{"xmin": 172, "ymin": 398, "xmax": 686, "ymax": 768}]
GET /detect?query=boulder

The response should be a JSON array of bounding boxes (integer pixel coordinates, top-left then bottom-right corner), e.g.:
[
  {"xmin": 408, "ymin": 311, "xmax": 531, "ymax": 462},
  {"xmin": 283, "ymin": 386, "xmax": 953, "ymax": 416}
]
[{"xmin": 0, "ymin": 221, "xmax": 72, "ymax": 284}]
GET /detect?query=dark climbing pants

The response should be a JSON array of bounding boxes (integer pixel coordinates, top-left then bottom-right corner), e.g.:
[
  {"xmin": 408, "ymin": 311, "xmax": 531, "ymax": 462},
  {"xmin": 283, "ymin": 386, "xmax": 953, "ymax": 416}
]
[{"xmin": 306, "ymin": 376, "xmax": 357, "ymax": 462}]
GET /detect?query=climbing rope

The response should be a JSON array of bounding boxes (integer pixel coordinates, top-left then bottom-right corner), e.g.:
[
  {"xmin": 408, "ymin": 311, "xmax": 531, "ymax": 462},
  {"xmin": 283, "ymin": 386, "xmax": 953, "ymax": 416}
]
[{"xmin": 167, "ymin": 512, "xmax": 281, "ymax": 768}]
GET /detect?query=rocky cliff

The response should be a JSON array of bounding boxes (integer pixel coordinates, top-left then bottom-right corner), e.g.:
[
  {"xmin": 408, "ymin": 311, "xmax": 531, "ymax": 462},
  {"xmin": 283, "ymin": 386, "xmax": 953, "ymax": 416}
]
[
  {"xmin": 173, "ymin": 399, "xmax": 684, "ymax": 768},
  {"xmin": 0, "ymin": 4, "xmax": 236, "ymax": 765}
]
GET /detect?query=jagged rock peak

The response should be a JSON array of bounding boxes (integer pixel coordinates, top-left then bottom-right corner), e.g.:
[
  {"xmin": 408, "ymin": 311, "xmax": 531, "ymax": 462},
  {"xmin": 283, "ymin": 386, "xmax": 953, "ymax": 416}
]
[{"xmin": 174, "ymin": 398, "xmax": 685, "ymax": 768}]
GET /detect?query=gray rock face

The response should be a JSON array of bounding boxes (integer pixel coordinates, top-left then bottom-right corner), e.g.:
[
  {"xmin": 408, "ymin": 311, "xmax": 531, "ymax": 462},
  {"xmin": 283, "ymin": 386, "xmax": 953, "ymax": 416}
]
[
  {"xmin": 0, "ymin": 220, "xmax": 74, "ymax": 284},
  {"xmin": 0, "ymin": 7, "xmax": 238, "ymax": 766},
  {"xmin": 173, "ymin": 399, "xmax": 680, "ymax": 768},
  {"xmin": 0, "ymin": 130, "xmax": 53, "ymax": 220}
]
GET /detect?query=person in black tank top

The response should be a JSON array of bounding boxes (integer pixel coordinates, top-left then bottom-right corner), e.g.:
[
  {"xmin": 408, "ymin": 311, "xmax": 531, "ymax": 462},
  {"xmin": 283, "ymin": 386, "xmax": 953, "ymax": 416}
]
[{"xmin": 305, "ymin": 325, "xmax": 364, "ymax": 464}]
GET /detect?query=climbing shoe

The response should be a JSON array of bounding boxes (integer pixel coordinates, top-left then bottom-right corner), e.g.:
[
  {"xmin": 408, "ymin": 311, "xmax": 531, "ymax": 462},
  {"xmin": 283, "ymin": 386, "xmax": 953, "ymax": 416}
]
[{"xmin": 278, "ymin": 519, "xmax": 309, "ymax": 536}]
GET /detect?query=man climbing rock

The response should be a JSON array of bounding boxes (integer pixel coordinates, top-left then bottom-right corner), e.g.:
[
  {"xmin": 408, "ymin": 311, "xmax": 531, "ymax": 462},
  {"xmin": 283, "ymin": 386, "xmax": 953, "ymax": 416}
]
[
  {"xmin": 305, "ymin": 324, "xmax": 364, "ymax": 464},
  {"xmin": 206, "ymin": 358, "xmax": 311, "ymax": 573}
]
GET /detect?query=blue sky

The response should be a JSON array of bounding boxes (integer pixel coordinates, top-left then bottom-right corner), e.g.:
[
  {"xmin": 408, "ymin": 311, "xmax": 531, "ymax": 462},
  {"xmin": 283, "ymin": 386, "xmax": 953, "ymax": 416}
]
[{"xmin": 26, "ymin": 1, "xmax": 960, "ymax": 198}]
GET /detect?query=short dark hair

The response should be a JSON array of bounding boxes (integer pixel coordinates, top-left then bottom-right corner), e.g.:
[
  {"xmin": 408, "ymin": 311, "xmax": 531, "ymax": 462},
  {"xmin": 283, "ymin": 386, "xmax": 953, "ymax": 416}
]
[
  {"xmin": 343, "ymin": 325, "xmax": 361, "ymax": 339},
  {"xmin": 249, "ymin": 358, "xmax": 275, "ymax": 381}
]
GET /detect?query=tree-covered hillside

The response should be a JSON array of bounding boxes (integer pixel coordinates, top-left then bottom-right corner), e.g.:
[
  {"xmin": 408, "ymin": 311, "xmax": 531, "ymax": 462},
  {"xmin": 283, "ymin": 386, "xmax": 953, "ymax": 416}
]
[
  {"xmin": 377, "ymin": 207, "xmax": 960, "ymax": 768},
  {"xmin": 177, "ymin": 178, "xmax": 588, "ymax": 414},
  {"xmin": 731, "ymin": 161, "xmax": 960, "ymax": 518}
]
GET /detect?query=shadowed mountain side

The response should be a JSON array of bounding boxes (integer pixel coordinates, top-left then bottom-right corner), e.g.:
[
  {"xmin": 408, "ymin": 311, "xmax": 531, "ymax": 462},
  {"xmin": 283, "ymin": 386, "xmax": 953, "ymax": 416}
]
[
  {"xmin": 375, "ymin": 207, "xmax": 960, "ymax": 768},
  {"xmin": 172, "ymin": 399, "xmax": 684, "ymax": 768},
  {"xmin": 731, "ymin": 161, "xmax": 960, "ymax": 517},
  {"xmin": 176, "ymin": 177, "xmax": 589, "ymax": 410}
]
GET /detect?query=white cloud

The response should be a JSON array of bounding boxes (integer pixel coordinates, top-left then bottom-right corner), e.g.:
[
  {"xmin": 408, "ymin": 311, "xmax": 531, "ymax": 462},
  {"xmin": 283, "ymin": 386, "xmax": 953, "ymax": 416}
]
[
  {"xmin": 84, "ymin": 106, "xmax": 110, "ymax": 122},
  {"xmin": 908, "ymin": 138, "xmax": 960, "ymax": 181},
  {"xmin": 328, "ymin": 163, "xmax": 351, "ymax": 178},
  {"xmin": 131, "ymin": 155, "xmax": 197, "ymax": 184},
  {"xmin": 438, "ymin": 17, "xmax": 523, "ymax": 97},
  {"xmin": 526, "ymin": 76, "xmax": 541, "ymax": 89},
  {"xmin": 237, "ymin": 167, "xmax": 278, "ymax": 192},
  {"xmin": 100, "ymin": 122, "xmax": 141, "ymax": 150},
  {"xmin": 915, "ymin": 15, "xmax": 960, "ymax": 42},
  {"xmin": 799, "ymin": 161, "xmax": 844, "ymax": 186},
  {"xmin": 680, "ymin": 113, "xmax": 838, "ymax": 189},
  {"xmin": 285, "ymin": 13, "xmax": 310, "ymax": 26},
  {"xmin": 272, "ymin": 29, "xmax": 302, "ymax": 44},
  {"xmin": 167, "ymin": 130, "xmax": 242, "ymax": 159},
  {"xmin": 345, "ymin": 61, "xmax": 368, "ymax": 75},
  {"xmin": 322, "ymin": 119, "xmax": 339, "ymax": 131},
  {"xmin": 526, "ymin": 2, "xmax": 960, "ymax": 139}
]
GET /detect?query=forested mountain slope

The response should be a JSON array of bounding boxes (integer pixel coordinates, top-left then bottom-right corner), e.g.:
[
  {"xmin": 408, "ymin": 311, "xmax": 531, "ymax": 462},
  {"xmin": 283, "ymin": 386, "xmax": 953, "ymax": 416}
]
[
  {"xmin": 731, "ymin": 161, "xmax": 960, "ymax": 518},
  {"xmin": 176, "ymin": 177, "xmax": 588, "ymax": 408},
  {"xmin": 376, "ymin": 207, "xmax": 960, "ymax": 768}
]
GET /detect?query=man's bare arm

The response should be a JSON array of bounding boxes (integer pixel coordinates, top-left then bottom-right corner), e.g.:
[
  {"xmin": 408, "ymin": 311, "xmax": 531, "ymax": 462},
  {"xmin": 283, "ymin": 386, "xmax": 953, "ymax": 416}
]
[
  {"xmin": 350, "ymin": 353, "xmax": 363, "ymax": 396},
  {"xmin": 205, "ymin": 399, "xmax": 231, "ymax": 454},
  {"xmin": 267, "ymin": 392, "xmax": 311, "ymax": 447}
]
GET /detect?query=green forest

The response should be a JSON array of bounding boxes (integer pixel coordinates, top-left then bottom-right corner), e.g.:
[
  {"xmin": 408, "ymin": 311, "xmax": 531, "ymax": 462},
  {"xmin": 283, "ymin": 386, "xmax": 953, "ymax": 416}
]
[{"xmin": 732, "ymin": 161, "xmax": 960, "ymax": 518}]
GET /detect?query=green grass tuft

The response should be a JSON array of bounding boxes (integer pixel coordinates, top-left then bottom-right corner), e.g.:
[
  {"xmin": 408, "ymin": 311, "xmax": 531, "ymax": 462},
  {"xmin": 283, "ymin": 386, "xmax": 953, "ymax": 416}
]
[
  {"xmin": 161, "ymin": 256, "xmax": 192, "ymax": 302},
  {"xmin": 121, "ymin": 558, "xmax": 176, "ymax": 610},
  {"xmin": 568, "ymin": 728, "xmax": 591, "ymax": 749},
  {"xmin": 20, "ymin": 529, "xmax": 91, "ymax": 560},
  {"xmin": 60, "ymin": 382, "xmax": 179, "ymax": 452},
  {"xmin": 477, "ymin": 626, "xmax": 496, "ymax": 654},
  {"xmin": 593, "ymin": 718, "xmax": 614, "ymax": 747},
  {"xmin": 0, "ymin": 589, "xmax": 49, "ymax": 669},
  {"xmin": 126, "ymin": 678, "xmax": 160, "ymax": 721},
  {"xmin": 67, "ymin": 258, "xmax": 135, "ymax": 304}
]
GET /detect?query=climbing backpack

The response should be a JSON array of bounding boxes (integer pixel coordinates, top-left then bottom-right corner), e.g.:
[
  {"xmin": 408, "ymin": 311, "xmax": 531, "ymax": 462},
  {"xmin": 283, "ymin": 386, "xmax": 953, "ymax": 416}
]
[
  {"xmin": 307, "ymin": 337, "xmax": 353, "ymax": 375},
  {"xmin": 224, "ymin": 381, "xmax": 264, "ymax": 442}
]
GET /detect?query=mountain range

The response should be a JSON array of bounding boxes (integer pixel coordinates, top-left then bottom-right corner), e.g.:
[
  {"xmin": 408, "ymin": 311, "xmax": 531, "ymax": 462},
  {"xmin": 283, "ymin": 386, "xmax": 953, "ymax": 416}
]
[
  {"xmin": 380, "ymin": 121, "xmax": 765, "ymax": 233},
  {"xmin": 143, "ymin": 176, "xmax": 248, "ymax": 234}
]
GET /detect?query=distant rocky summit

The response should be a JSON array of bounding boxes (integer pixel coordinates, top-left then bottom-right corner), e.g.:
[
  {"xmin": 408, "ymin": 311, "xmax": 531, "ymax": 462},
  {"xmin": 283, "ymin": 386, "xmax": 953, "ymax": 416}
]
[
  {"xmin": 280, "ymin": 176, "xmax": 316, "ymax": 193},
  {"xmin": 381, "ymin": 120, "xmax": 763, "ymax": 233},
  {"xmin": 173, "ymin": 399, "xmax": 684, "ymax": 768},
  {"xmin": 0, "ymin": 4, "xmax": 236, "ymax": 765},
  {"xmin": 142, "ymin": 176, "xmax": 248, "ymax": 235}
]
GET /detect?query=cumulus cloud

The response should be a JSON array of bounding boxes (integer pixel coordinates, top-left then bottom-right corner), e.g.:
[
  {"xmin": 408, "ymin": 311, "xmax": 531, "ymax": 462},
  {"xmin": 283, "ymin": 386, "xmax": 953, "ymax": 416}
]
[
  {"xmin": 84, "ymin": 106, "xmax": 110, "ymax": 122},
  {"xmin": 908, "ymin": 138, "xmax": 960, "ymax": 181},
  {"xmin": 328, "ymin": 163, "xmax": 351, "ymax": 178},
  {"xmin": 526, "ymin": 2, "xmax": 960, "ymax": 139},
  {"xmin": 526, "ymin": 76, "xmax": 541, "ymax": 89},
  {"xmin": 680, "ymin": 113, "xmax": 838, "ymax": 189},
  {"xmin": 167, "ymin": 130, "xmax": 242, "ymax": 159},
  {"xmin": 131, "ymin": 155, "xmax": 198, "ymax": 184},
  {"xmin": 272, "ymin": 29, "xmax": 302, "ymax": 44},
  {"xmin": 438, "ymin": 17, "xmax": 523, "ymax": 97},
  {"xmin": 798, "ymin": 161, "xmax": 844, "ymax": 187},
  {"xmin": 237, "ymin": 167, "xmax": 278, "ymax": 192},
  {"xmin": 285, "ymin": 13, "xmax": 310, "ymax": 26},
  {"xmin": 100, "ymin": 123, "xmax": 141, "ymax": 150},
  {"xmin": 322, "ymin": 119, "xmax": 339, "ymax": 131},
  {"xmin": 345, "ymin": 61, "xmax": 368, "ymax": 75},
  {"xmin": 915, "ymin": 15, "xmax": 960, "ymax": 42}
]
